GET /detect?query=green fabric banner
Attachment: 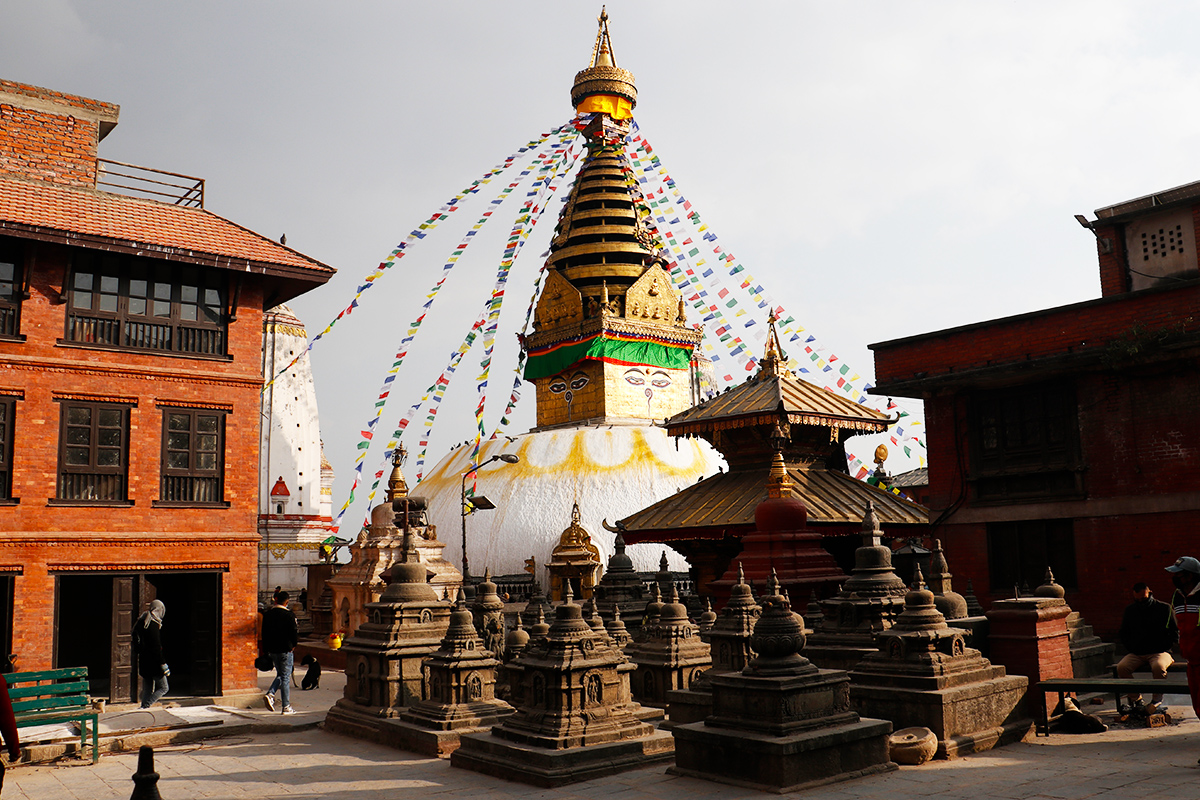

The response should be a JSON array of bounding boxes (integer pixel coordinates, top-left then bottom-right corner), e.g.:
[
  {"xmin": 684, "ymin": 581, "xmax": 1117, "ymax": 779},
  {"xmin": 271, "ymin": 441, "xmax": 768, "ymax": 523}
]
[{"xmin": 525, "ymin": 334, "xmax": 692, "ymax": 380}]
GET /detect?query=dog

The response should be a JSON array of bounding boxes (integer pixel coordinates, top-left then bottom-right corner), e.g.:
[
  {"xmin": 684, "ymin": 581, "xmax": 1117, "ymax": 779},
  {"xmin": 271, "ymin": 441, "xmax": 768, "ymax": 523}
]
[{"xmin": 300, "ymin": 654, "xmax": 321, "ymax": 690}]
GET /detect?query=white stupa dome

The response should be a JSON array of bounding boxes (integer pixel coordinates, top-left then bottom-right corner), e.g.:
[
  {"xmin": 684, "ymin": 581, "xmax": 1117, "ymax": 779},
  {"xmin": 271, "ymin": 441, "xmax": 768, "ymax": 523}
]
[{"xmin": 415, "ymin": 424, "xmax": 721, "ymax": 576}]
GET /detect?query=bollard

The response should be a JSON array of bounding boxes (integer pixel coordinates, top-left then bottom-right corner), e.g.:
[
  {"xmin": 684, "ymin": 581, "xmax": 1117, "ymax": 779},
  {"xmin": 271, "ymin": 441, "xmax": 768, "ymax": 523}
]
[{"xmin": 130, "ymin": 745, "xmax": 162, "ymax": 800}]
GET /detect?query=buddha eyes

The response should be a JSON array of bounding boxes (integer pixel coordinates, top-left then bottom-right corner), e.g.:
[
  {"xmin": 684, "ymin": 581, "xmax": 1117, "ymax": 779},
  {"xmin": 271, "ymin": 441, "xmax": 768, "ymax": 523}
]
[{"xmin": 549, "ymin": 379, "xmax": 567, "ymax": 393}]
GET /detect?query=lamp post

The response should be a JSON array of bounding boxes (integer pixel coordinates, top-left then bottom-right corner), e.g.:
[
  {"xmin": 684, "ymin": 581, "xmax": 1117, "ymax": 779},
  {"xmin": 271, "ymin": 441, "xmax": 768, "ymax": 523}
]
[{"xmin": 461, "ymin": 452, "xmax": 520, "ymax": 580}]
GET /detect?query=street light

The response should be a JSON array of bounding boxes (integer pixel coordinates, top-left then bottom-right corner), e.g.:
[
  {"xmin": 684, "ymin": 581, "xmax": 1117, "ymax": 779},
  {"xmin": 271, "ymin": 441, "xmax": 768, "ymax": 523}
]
[{"xmin": 461, "ymin": 452, "xmax": 520, "ymax": 580}]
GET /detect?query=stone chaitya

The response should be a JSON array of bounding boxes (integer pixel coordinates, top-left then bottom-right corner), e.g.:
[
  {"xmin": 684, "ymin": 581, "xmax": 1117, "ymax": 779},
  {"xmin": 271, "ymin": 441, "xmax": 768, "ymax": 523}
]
[
  {"xmin": 667, "ymin": 563, "xmax": 760, "ymax": 726},
  {"xmin": 325, "ymin": 525, "xmax": 452, "ymax": 742},
  {"xmin": 593, "ymin": 529, "xmax": 646, "ymax": 626},
  {"xmin": 848, "ymin": 567, "xmax": 1031, "ymax": 758},
  {"xmin": 380, "ymin": 589, "xmax": 515, "ymax": 756},
  {"xmin": 804, "ymin": 501, "xmax": 908, "ymax": 671},
  {"xmin": 626, "ymin": 584, "xmax": 711, "ymax": 708},
  {"xmin": 926, "ymin": 538, "xmax": 990, "ymax": 650},
  {"xmin": 670, "ymin": 571, "xmax": 896, "ymax": 793},
  {"xmin": 451, "ymin": 587, "xmax": 673, "ymax": 786},
  {"xmin": 471, "ymin": 569, "xmax": 506, "ymax": 660}
]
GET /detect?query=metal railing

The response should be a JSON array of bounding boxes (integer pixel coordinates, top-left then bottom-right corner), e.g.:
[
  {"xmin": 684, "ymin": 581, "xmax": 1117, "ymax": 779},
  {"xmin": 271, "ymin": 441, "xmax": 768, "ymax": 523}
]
[
  {"xmin": 96, "ymin": 159, "xmax": 205, "ymax": 208},
  {"xmin": 66, "ymin": 313, "xmax": 226, "ymax": 356},
  {"xmin": 59, "ymin": 472, "xmax": 125, "ymax": 502},
  {"xmin": 162, "ymin": 475, "xmax": 221, "ymax": 503}
]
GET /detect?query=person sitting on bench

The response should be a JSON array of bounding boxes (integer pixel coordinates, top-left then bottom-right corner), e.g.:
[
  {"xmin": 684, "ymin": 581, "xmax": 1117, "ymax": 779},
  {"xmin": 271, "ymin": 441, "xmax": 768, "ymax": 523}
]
[{"xmin": 1116, "ymin": 581, "xmax": 1178, "ymax": 714}]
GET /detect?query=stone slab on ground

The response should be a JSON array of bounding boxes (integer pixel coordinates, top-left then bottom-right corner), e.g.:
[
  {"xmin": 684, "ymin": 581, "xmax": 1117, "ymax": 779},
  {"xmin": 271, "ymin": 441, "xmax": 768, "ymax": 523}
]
[{"xmin": 450, "ymin": 728, "xmax": 675, "ymax": 787}]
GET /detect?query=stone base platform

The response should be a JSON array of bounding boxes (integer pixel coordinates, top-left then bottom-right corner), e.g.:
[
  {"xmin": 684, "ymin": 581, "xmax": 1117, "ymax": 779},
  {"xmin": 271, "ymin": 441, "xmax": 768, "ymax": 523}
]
[
  {"xmin": 670, "ymin": 716, "xmax": 896, "ymax": 794},
  {"xmin": 451, "ymin": 729, "xmax": 675, "ymax": 787},
  {"xmin": 323, "ymin": 703, "xmax": 402, "ymax": 749},
  {"xmin": 663, "ymin": 686, "xmax": 710, "ymax": 730},
  {"xmin": 850, "ymin": 677, "xmax": 1032, "ymax": 759},
  {"xmin": 801, "ymin": 643, "xmax": 876, "ymax": 673}
]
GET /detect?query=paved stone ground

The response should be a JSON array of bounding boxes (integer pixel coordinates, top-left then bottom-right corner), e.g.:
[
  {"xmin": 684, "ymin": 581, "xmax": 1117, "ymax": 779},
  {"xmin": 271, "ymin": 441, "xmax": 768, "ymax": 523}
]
[{"xmin": 8, "ymin": 684, "xmax": 1200, "ymax": 799}]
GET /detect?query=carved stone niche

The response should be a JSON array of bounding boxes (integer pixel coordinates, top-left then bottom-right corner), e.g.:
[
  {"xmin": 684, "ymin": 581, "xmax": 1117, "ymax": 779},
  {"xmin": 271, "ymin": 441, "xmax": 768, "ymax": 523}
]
[{"xmin": 623, "ymin": 264, "xmax": 677, "ymax": 323}]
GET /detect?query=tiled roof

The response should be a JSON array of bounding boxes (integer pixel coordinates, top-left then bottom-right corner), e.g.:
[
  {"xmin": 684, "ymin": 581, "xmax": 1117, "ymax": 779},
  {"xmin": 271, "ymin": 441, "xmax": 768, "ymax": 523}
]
[
  {"xmin": 668, "ymin": 369, "xmax": 890, "ymax": 434},
  {"xmin": 0, "ymin": 175, "xmax": 332, "ymax": 279},
  {"xmin": 618, "ymin": 466, "xmax": 927, "ymax": 536}
]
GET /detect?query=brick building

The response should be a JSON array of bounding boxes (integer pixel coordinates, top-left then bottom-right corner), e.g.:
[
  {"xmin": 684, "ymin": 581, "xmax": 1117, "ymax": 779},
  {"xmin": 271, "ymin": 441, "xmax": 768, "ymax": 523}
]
[
  {"xmin": 870, "ymin": 180, "xmax": 1200, "ymax": 639},
  {"xmin": 0, "ymin": 80, "xmax": 333, "ymax": 701}
]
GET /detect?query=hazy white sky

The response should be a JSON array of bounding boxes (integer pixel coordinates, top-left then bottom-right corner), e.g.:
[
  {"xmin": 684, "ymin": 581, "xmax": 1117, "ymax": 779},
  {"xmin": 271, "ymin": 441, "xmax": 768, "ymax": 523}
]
[{"xmin": 6, "ymin": 2, "xmax": 1200, "ymax": 523}]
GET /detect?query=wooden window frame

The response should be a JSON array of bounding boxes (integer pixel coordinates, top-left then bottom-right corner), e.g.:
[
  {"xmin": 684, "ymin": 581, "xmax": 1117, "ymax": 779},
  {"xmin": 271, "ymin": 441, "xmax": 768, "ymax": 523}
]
[
  {"xmin": 62, "ymin": 251, "xmax": 228, "ymax": 358},
  {"xmin": 0, "ymin": 396, "xmax": 14, "ymax": 503},
  {"xmin": 52, "ymin": 400, "xmax": 132, "ymax": 506},
  {"xmin": 0, "ymin": 239, "xmax": 25, "ymax": 341},
  {"xmin": 155, "ymin": 407, "xmax": 229, "ymax": 508}
]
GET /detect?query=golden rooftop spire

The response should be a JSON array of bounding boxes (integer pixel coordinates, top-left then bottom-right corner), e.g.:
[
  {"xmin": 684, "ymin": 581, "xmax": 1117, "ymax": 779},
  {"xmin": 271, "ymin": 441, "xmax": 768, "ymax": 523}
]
[
  {"xmin": 386, "ymin": 443, "xmax": 409, "ymax": 502},
  {"xmin": 591, "ymin": 7, "xmax": 616, "ymax": 68},
  {"xmin": 572, "ymin": 8, "xmax": 637, "ymax": 118},
  {"xmin": 755, "ymin": 313, "xmax": 788, "ymax": 379}
]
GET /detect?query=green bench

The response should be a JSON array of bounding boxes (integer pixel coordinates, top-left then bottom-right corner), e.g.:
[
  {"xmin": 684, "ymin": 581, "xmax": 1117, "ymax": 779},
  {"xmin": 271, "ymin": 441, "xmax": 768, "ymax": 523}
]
[{"xmin": 5, "ymin": 667, "xmax": 100, "ymax": 763}]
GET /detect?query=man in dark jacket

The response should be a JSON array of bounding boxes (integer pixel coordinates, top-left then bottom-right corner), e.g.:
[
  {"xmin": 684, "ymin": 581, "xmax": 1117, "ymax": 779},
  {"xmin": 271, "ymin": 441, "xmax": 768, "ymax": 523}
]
[
  {"xmin": 1116, "ymin": 582, "xmax": 1178, "ymax": 712},
  {"xmin": 261, "ymin": 591, "xmax": 298, "ymax": 714},
  {"xmin": 133, "ymin": 600, "xmax": 170, "ymax": 708}
]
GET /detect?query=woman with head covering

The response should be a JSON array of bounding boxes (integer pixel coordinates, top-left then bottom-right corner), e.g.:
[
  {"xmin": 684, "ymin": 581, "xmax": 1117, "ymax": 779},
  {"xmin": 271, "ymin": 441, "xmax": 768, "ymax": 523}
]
[{"xmin": 133, "ymin": 600, "xmax": 169, "ymax": 709}]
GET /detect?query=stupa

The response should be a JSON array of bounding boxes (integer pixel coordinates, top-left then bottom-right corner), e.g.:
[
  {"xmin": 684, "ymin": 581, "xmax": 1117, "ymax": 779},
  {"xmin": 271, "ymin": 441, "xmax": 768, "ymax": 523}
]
[
  {"xmin": 804, "ymin": 501, "xmax": 908, "ymax": 671},
  {"xmin": 471, "ymin": 569, "xmax": 506, "ymax": 659},
  {"xmin": 326, "ymin": 446, "xmax": 460, "ymax": 634},
  {"xmin": 386, "ymin": 589, "xmax": 515, "ymax": 756},
  {"xmin": 325, "ymin": 523, "xmax": 452, "ymax": 741},
  {"xmin": 848, "ymin": 568, "xmax": 1031, "ymax": 758},
  {"xmin": 415, "ymin": 9, "xmax": 722, "ymax": 580},
  {"xmin": 452, "ymin": 587, "xmax": 673, "ymax": 786},
  {"xmin": 670, "ymin": 571, "xmax": 896, "ymax": 792},
  {"xmin": 625, "ymin": 584, "xmax": 711, "ymax": 708},
  {"xmin": 592, "ymin": 530, "xmax": 646, "ymax": 625},
  {"xmin": 926, "ymin": 538, "xmax": 989, "ymax": 650},
  {"xmin": 666, "ymin": 563, "xmax": 760, "ymax": 726},
  {"xmin": 546, "ymin": 503, "xmax": 602, "ymax": 601}
]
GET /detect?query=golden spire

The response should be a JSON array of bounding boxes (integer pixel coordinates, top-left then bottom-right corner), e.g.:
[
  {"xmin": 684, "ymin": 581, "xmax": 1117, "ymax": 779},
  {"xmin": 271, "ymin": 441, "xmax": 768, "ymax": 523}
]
[
  {"xmin": 756, "ymin": 313, "xmax": 788, "ymax": 379},
  {"xmin": 767, "ymin": 423, "xmax": 792, "ymax": 499},
  {"xmin": 386, "ymin": 443, "xmax": 408, "ymax": 502},
  {"xmin": 571, "ymin": 8, "xmax": 637, "ymax": 117}
]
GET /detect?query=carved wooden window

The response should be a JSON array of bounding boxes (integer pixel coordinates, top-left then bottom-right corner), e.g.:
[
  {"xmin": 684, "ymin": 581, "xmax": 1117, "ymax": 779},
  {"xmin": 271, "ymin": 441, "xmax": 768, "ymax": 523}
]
[
  {"xmin": 56, "ymin": 401, "xmax": 130, "ymax": 504},
  {"xmin": 158, "ymin": 408, "xmax": 226, "ymax": 506},
  {"xmin": 969, "ymin": 381, "xmax": 1082, "ymax": 502},
  {"xmin": 65, "ymin": 252, "xmax": 227, "ymax": 357},
  {"xmin": 0, "ymin": 397, "xmax": 14, "ymax": 501},
  {"xmin": 986, "ymin": 518, "xmax": 1077, "ymax": 591},
  {"xmin": 0, "ymin": 239, "xmax": 23, "ymax": 339}
]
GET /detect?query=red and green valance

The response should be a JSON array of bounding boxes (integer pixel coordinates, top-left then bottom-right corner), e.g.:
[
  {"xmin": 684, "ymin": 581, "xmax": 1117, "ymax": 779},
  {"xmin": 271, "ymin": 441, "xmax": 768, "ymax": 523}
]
[{"xmin": 525, "ymin": 331, "xmax": 693, "ymax": 380}]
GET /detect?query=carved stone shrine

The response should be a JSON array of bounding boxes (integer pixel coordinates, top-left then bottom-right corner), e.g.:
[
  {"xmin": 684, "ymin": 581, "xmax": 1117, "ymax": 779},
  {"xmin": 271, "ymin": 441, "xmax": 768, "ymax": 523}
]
[{"xmin": 626, "ymin": 584, "xmax": 711, "ymax": 709}]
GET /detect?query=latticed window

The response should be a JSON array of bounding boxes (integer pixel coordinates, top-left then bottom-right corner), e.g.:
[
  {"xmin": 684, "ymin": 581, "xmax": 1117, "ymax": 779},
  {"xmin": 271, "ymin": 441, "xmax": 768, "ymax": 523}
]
[
  {"xmin": 57, "ymin": 401, "xmax": 129, "ymax": 503},
  {"xmin": 65, "ymin": 252, "xmax": 227, "ymax": 356},
  {"xmin": 159, "ymin": 408, "xmax": 225, "ymax": 505}
]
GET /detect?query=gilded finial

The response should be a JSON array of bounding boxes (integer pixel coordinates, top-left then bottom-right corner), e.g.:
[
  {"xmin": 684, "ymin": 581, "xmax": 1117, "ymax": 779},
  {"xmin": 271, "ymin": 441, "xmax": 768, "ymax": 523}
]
[
  {"xmin": 767, "ymin": 424, "xmax": 792, "ymax": 500},
  {"xmin": 755, "ymin": 313, "xmax": 787, "ymax": 378},
  {"xmin": 386, "ymin": 443, "xmax": 409, "ymax": 502},
  {"xmin": 572, "ymin": 8, "xmax": 637, "ymax": 116},
  {"xmin": 571, "ymin": 502, "xmax": 582, "ymax": 525}
]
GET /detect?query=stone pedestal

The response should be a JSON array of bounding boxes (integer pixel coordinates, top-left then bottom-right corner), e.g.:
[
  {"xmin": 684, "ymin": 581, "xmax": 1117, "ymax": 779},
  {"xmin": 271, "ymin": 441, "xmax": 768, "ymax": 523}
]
[
  {"xmin": 325, "ymin": 528, "xmax": 452, "ymax": 742},
  {"xmin": 378, "ymin": 590, "xmax": 514, "ymax": 757},
  {"xmin": 849, "ymin": 569, "xmax": 1031, "ymax": 758},
  {"xmin": 670, "ymin": 571, "xmax": 895, "ymax": 793},
  {"xmin": 452, "ymin": 588, "xmax": 672, "ymax": 786},
  {"xmin": 986, "ymin": 592, "xmax": 1072, "ymax": 719},
  {"xmin": 627, "ymin": 585, "xmax": 711, "ymax": 709},
  {"xmin": 805, "ymin": 501, "xmax": 907, "ymax": 671}
]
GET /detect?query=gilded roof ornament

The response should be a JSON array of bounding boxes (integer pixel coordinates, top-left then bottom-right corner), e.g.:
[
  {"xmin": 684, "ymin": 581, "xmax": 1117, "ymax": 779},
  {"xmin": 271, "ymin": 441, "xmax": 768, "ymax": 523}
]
[
  {"xmin": 386, "ymin": 443, "xmax": 409, "ymax": 502},
  {"xmin": 571, "ymin": 7, "xmax": 637, "ymax": 112}
]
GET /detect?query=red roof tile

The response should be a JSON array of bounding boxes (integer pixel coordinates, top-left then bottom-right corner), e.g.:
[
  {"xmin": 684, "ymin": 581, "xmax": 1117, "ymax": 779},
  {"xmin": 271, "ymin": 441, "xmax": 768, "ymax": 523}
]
[{"xmin": 0, "ymin": 175, "xmax": 333, "ymax": 279}]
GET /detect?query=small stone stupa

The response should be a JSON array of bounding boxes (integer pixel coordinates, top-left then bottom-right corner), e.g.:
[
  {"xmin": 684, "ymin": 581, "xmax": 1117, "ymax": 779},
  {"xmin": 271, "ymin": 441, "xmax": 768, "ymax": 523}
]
[
  {"xmin": 925, "ymin": 538, "xmax": 990, "ymax": 650},
  {"xmin": 384, "ymin": 589, "xmax": 515, "ymax": 756},
  {"xmin": 593, "ymin": 529, "xmax": 646, "ymax": 625},
  {"xmin": 547, "ymin": 503, "xmax": 603, "ymax": 601},
  {"xmin": 452, "ymin": 586, "xmax": 673, "ymax": 786},
  {"xmin": 670, "ymin": 571, "xmax": 896, "ymax": 792},
  {"xmin": 472, "ymin": 568, "xmax": 506, "ymax": 660},
  {"xmin": 326, "ymin": 523, "xmax": 452, "ymax": 742},
  {"xmin": 626, "ymin": 583, "xmax": 711, "ymax": 708},
  {"xmin": 520, "ymin": 581, "xmax": 554, "ymax": 629},
  {"xmin": 667, "ymin": 563, "xmax": 761, "ymax": 726},
  {"xmin": 804, "ymin": 501, "xmax": 908, "ymax": 671},
  {"xmin": 848, "ymin": 568, "xmax": 1031, "ymax": 758}
]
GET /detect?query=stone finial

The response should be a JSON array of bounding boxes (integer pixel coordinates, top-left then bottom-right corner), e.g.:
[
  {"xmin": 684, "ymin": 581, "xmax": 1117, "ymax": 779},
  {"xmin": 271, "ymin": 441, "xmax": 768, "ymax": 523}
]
[
  {"xmin": 698, "ymin": 597, "xmax": 717, "ymax": 633},
  {"xmin": 505, "ymin": 614, "xmax": 530, "ymax": 656},
  {"xmin": 912, "ymin": 564, "xmax": 925, "ymax": 591},
  {"xmin": 130, "ymin": 745, "xmax": 162, "ymax": 800},
  {"xmin": 860, "ymin": 500, "xmax": 881, "ymax": 547},
  {"xmin": 892, "ymin": 566, "xmax": 948, "ymax": 633},
  {"xmin": 605, "ymin": 604, "xmax": 632, "ymax": 647},
  {"xmin": 806, "ymin": 590, "xmax": 824, "ymax": 625},
  {"xmin": 564, "ymin": 581, "xmax": 575, "ymax": 605},
  {"xmin": 530, "ymin": 606, "xmax": 551, "ymax": 640},
  {"xmin": 1034, "ymin": 567, "xmax": 1066, "ymax": 599},
  {"xmin": 746, "ymin": 578, "xmax": 811, "ymax": 676},
  {"xmin": 964, "ymin": 579, "xmax": 985, "ymax": 616},
  {"xmin": 659, "ymin": 550, "xmax": 670, "ymax": 573}
]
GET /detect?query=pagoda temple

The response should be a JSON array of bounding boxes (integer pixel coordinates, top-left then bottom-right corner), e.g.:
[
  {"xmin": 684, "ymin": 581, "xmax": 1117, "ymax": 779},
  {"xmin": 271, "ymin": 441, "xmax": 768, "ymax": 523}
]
[
  {"xmin": 618, "ymin": 317, "xmax": 927, "ymax": 595},
  {"xmin": 415, "ymin": 10, "xmax": 721, "ymax": 578}
]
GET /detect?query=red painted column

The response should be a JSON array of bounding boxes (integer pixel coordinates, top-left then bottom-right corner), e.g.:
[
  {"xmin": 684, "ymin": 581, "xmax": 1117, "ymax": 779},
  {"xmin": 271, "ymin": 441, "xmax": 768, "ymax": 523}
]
[{"xmin": 986, "ymin": 597, "xmax": 1072, "ymax": 719}]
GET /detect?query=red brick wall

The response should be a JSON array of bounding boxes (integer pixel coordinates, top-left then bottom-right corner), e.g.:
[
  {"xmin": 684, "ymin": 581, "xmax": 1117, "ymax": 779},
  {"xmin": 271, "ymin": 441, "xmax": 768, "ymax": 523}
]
[
  {"xmin": 0, "ymin": 238, "xmax": 268, "ymax": 693},
  {"xmin": 0, "ymin": 101, "xmax": 101, "ymax": 188}
]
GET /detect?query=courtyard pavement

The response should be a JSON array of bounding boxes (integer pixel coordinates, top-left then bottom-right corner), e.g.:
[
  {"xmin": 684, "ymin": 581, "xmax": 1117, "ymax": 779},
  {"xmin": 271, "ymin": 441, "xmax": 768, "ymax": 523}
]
[{"xmin": 7, "ymin": 675, "xmax": 1200, "ymax": 799}]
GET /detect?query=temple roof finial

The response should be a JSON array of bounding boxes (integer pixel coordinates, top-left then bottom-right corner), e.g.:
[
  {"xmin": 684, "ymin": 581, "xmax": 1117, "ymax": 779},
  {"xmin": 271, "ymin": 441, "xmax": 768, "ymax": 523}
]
[
  {"xmin": 572, "ymin": 9, "xmax": 637, "ymax": 116},
  {"xmin": 756, "ymin": 313, "xmax": 787, "ymax": 378}
]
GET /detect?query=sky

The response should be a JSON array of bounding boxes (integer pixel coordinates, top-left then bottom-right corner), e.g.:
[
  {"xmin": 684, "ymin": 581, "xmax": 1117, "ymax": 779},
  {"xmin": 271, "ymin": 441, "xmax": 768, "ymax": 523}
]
[{"xmin": 6, "ymin": 1, "xmax": 1200, "ymax": 527}]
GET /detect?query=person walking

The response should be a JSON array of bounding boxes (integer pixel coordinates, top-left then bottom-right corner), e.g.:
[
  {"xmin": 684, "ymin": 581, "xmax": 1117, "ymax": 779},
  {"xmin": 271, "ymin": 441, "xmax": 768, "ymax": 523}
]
[
  {"xmin": 1116, "ymin": 581, "xmax": 1178, "ymax": 713},
  {"xmin": 133, "ymin": 600, "xmax": 170, "ymax": 709},
  {"xmin": 261, "ymin": 591, "xmax": 298, "ymax": 714}
]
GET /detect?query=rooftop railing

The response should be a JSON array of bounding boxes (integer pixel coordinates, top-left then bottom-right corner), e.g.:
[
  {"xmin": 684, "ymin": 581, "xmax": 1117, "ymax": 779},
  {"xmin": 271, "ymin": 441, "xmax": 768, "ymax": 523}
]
[{"xmin": 96, "ymin": 159, "xmax": 205, "ymax": 208}]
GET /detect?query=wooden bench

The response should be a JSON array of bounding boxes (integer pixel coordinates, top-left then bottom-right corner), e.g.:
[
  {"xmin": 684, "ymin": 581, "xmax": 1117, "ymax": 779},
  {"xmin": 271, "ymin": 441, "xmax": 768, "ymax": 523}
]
[
  {"xmin": 5, "ymin": 667, "xmax": 100, "ymax": 763},
  {"xmin": 1036, "ymin": 676, "xmax": 1190, "ymax": 736}
]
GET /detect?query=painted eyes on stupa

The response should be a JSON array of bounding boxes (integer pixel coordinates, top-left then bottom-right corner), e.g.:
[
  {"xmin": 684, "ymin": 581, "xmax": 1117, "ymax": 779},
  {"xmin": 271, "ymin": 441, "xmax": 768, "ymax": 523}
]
[
  {"xmin": 626, "ymin": 367, "xmax": 672, "ymax": 388},
  {"xmin": 548, "ymin": 377, "xmax": 568, "ymax": 394},
  {"xmin": 569, "ymin": 372, "xmax": 589, "ymax": 391},
  {"xmin": 548, "ymin": 371, "xmax": 589, "ymax": 394},
  {"xmin": 650, "ymin": 371, "xmax": 671, "ymax": 389}
]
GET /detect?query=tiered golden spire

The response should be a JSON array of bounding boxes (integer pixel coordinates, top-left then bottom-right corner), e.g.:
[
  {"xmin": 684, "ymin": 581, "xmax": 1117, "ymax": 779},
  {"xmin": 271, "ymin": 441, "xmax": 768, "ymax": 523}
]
[
  {"xmin": 386, "ymin": 443, "xmax": 408, "ymax": 502},
  {"xmin": 571, "ymin": 7, "xmax": 637, "ymax": 117},
  {"xmin": 756, "ymin": 313, "xmax": 788, "ymax": 379}
]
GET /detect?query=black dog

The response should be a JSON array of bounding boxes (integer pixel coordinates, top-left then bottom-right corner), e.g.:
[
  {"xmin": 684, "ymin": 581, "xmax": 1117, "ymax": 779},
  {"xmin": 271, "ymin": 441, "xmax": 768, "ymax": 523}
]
[{"xmin": 300, "ymin": 654, "xmax": 321, "ymax": 690}]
